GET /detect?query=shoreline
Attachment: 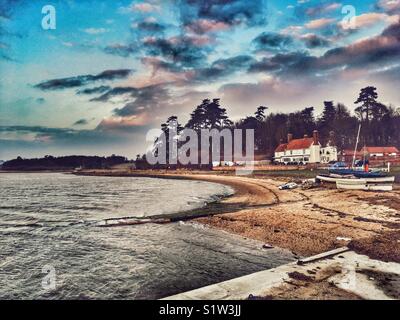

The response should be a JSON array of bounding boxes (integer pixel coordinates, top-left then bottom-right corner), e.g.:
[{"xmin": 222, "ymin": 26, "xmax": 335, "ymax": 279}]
[
  {"xmin": 4, "ymin": 169, "xmax": 400, "ymax": 299},
  {"xmin": 72, "ymin": 170, "xmax": 400, "ymax": 260},
  {"xmin": 75, "ymin": 169, "xmax": 400, "ymax": 299},
  {"xmin": 71, "ymin": 170, "xmax": 281, "ymax": 220}
]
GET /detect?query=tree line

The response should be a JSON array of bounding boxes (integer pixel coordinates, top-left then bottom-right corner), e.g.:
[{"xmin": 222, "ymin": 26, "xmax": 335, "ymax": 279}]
[
  {"xmin": 2, "ymin": 155, "xmax": 129, "ymax": 171},
  {"xmin": 148, "ymin": 86, "xmax": 400, "ymax": 166}
]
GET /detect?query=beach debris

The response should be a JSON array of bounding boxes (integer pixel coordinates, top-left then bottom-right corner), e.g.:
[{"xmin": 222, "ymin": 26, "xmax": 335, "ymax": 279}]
[
  {"xmin": 297, "ymin": 247, "xmax": 350, "ymax": 265},
  {"xmin": 98, "ymin": 217, "xmax": 170, "ymax": 227},
  {"xmin": 301, "ymin": 178, "xmax": 318, "ymax": 190},
  {"xmin": 288, "ymin": 271, "xmax": 313, "ymax": 282},
  {"xmin": 262, "ymin": 243, "xmax": 274, "ymax": 249},
  {"xmin": 278, "ymin": 182, "xmax": 298, "ymax": 190},
  {"xmin": 336, "ymin": 236, "xmax": 352, "ymax": 242}
]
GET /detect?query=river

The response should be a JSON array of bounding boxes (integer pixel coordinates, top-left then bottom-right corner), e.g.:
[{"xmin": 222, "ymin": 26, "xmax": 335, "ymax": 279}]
[{"xmin": 0, "ymin": 173, "xmax": 295, "ymax": 299}]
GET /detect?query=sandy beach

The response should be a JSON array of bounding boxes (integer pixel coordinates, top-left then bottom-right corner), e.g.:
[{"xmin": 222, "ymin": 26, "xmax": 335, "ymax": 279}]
[{"xmin": 75, "ymin": 169, "xmax": 400, "ymax": 299}]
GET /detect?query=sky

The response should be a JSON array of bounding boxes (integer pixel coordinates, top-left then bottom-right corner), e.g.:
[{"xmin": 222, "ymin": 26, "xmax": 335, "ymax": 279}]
[{"xmin": 0, "ymin": 0, "xmax": 399, "ymax": 160}]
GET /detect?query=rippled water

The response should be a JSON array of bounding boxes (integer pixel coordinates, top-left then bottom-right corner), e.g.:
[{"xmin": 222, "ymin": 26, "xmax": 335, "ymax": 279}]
[{"xmin": 0, "ymin": 173, "xmax": 295, "ymax": 299}]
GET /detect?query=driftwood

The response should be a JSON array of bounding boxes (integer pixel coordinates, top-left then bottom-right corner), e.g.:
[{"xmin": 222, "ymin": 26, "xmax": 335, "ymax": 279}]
[{"xmin": 98, "ymin": 218, "xmax": 170, "ymax": 227}]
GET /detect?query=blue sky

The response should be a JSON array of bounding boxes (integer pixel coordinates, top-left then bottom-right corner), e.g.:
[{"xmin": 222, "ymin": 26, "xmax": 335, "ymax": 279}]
[{"xmin": 0, "ymin": 0, "xmax": 399, "ymax": 159}]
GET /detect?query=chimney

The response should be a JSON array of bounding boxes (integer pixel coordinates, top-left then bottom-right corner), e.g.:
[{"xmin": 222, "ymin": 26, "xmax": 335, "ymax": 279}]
[
  {"xmin": 304, "ymin": 134, "xmax": 308, "ymax": 138},
  {"xmin": 279, "ymin": 138, "xmax": 283, "ymax": 144},
  {"xmin": 287, "ymin": 133, "xmax": 293, "ymax": 143},
  {"xmin": 313, "ymin": 130, "xmax": 319, "ymax": 145}
]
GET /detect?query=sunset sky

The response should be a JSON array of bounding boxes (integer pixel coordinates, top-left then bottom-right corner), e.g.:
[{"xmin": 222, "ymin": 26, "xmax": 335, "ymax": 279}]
[{"xmin": 0, "ymin": 0, "xmax": 399, "ymax": 159}]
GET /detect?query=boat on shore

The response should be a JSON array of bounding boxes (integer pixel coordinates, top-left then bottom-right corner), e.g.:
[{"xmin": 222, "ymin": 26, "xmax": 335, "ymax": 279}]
[
  {"xmin": 316, "ymin": 174, "xmax": 395, "ymax": 184},
  {"xmin": 316, "ymin": 124, "xmax": 395, "ymax": 191},
  {"xmin": 336, "ymin": 178, "xmax": 393, "ymax": 191}
]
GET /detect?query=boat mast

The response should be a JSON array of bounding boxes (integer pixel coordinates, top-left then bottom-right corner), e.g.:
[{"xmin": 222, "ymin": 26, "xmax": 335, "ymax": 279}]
[{"xmin": 352, "ymin": 123, "xmax": 361, "ymax": 169}]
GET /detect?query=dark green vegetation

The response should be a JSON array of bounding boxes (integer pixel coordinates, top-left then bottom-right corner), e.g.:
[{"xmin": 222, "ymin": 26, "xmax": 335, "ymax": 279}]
[{"xmin": 1, "ymin": 155, "xmax": 129, "ymax": 171}]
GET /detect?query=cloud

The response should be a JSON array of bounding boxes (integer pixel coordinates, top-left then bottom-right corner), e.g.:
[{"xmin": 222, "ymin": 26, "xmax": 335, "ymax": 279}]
[
  {"xmin": 141, "ymin": 57, "xmax": 185, "ymax": 74},
  {"xmin": 83, "ymin": 28, "xmax": 109, "ymax": 35},
  {"xmin": 0, "ymin": 0, "xmax": 23, "ymax": 61},
  {"xmin": 36, "ymin": 98, "xmax": 46, "ymax": 104},
  {"xmin": 73, "ymin": 119, "xmax": 89, "ymax": 126},
  {"xmin": 134, "ymin": 21, "xmax": 166, "ymax": 33},
  {"xmin": 35, "ymin": 69, "xmax": 133, "ymax": 90},
  {"xmin": 96, "ymin": 114, "xmax": 151, "ymax": 130},
  {"xmin": 184, "ymin": 19, "xmax": 230, "ymax": 34},
  {"xmin": 305, "ymin": 18, "xmax": 336, "ymax": 29},
  {"xmin": 0, "ymin": 125, "xmax": 129, "ymax": 157},
  {"xmin": 243, "ymin": 20, "xmax": 400, "ymax": 80},
  {"xmin": 119, "ymin": 2, "xmax": 160, "ymax": 14},
  {"xmin": 90, "ymin": 86, "xmax": 138, "ymax": 102},
  {"xmin": 304, "ymin": 2, "xmax": 341, "ymax": 17},
  {"xmin": 218, "ymin": 78, "xmax": 303, "ymax": 106},
  {"xmin": 267, "ymin": 21, "xmax": 400, "ymax": 77},
  {"xmin": 193, "ymin": 55, "xmax": 256, "ymax": 81},
  {"xmin": 113, "ymin": 84, "xmax": 170, "ymax": 117},
  {"xmin": 103, "ymin": 43, "xmax": 137, "ymax": 57},
  {"xmin": 142, "ymin": 35, "xmax": 209, "ymax": 68},
  {"xmin": 61, "ymin": 41, "xmax": 74, "ymax": 47},
  {"xmin": 77, "ymin": 86, "xmax": 111, "ymax": 95},
  {"xmin": 248, "ymin": 57, "xmax": 282, "ymax": 73},
  {"xmin": 0, "ymin": 0, "xmax": 22, "ymax": 19},
  {"xmin": 300, "ymin": 33, "xmax": 331, "ymax": 48},
  {"xmin": 377, "ymin": 0, "xmax": 400, "ymax": 14},
  {"xmin": 252, "ymin": 32, "xmax": 294, "ymax": 51},
  {"xmin": 321, "ymin": 21, "xmax": 400, "ymax": 70},
  {"xmin": 178, "ymin": 0, "xmax": 268, "ymax": 29},
  {"xmin": 338, "ymin": 12, "xmax": 399, "ymax": 29},
  {"xmin": 131, "ymin": 3, "xmax": 160, "ymax": 13},
  {"xmin": 282, "ymin": 25, "xmax": 303, "ymax": 35}
]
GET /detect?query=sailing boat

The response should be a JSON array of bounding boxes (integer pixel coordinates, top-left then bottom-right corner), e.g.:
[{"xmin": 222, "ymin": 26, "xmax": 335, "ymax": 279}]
[{"xmin": 316, "ymin": 124, "xmax": 395, "ymax": 191}]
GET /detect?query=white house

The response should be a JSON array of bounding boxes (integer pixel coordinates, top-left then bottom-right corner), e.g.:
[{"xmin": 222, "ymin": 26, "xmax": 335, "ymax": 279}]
[
  {"xmin": 320, "ymin": 143, "xmax": 338, "ymax": 164},
  {"xmin": 274, "ymin": 131, "xmax": 337, "ymax": 165}
]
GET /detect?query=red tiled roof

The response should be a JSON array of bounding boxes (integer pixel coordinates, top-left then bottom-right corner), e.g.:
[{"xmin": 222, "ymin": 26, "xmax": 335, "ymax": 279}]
[
  {"xmin": 341, "ymin": 149, "xmax": 364, "ymax": 156},
  {"xmin": 286, "ymin": 138, "xmax": 314, "ymax": 150},
  {"xmin": 362, "ymin": 146, "xmax": 399, "ymax": 153},
  {"xmin": 275, "ymin": 143, "xmax": 287, "ymax": 152}
]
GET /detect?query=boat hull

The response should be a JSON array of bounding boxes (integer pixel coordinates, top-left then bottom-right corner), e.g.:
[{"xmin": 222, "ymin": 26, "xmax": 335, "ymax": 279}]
[
  {"xmin": 336, "ymin": 179, "xmax": 393, "ymax": 191},
  {"xmin": 317, "ymin": 175, "xmax": 395, "ymax": 184},
  {"xmin": 329, "ymin": 169, "xmax": 388, "ymax": 178}
]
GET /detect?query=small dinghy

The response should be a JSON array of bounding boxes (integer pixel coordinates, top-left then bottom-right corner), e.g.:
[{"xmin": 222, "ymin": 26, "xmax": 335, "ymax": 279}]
[
  {"xmin": 336, "ymin": 178, "xmax": 393, "ymax": 191},
  {"xmin": 317, "ymin": 174, "xmax": 395, "ymax": 184}
]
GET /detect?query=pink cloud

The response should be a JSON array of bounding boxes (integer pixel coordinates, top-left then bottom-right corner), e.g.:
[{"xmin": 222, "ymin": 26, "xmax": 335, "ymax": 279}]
[
  {"xmin": 97, "ymin": 114, "xmax": 151, "ymax": 130},
  {"xmin": 132, "ymin": 3, "xmax": 160, "ymax": 12},
  {"xmin": 378, "ymin": 0, "xmax": 400, "ymax": 13},
  {"xmin": 281, "ymin": 25, "xmax": 303, "ymax": 35},
  {"xmin": 305, "ymin": 18, "xmax": 336, "ymax": 29},
  {"xmin": 338, "ymin": 12, "xmax": 399, "ymax": 29},
  {"xmin": 186, "ymin": 19, "xmax": 230, "ymax": 34},
  {"xmin": 305, "ymin": 2, "xmax": 341, "ymax": 17}
]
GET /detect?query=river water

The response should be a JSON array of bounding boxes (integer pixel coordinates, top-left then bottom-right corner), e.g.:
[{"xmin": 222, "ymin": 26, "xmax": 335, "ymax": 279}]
[{"xmin": 0, "ymin": 173, "xmax": 295, "ymax": 299}]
